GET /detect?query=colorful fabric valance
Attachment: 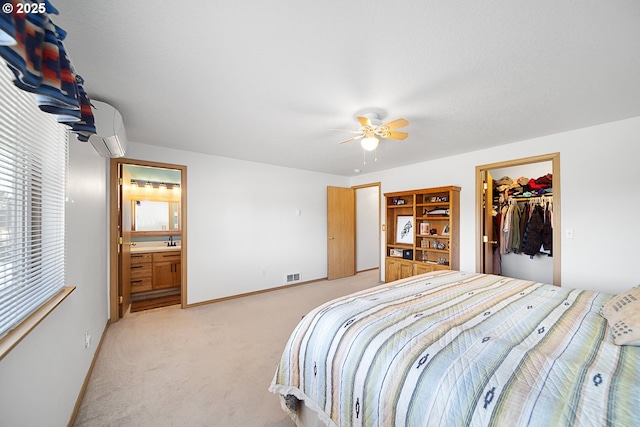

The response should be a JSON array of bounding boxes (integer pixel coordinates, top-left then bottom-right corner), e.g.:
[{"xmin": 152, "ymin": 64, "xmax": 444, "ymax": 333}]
[{"xmin": 0, "ymin": 0, "xmax": 96, "ymax": 141}]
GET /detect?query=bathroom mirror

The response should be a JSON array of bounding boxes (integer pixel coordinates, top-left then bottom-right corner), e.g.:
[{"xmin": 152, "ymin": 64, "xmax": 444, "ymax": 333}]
[
  {"xmin": 132, "ymin": 200, "xmax": 180, "ymax": 232},
  {"xmin": 124, "ymin": 163, "xmax": 182, "ymax": 235}
]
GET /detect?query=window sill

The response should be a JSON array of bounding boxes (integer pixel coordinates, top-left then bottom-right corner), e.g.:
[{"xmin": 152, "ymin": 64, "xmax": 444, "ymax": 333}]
[{"xmin": 0, "ymin": 286, "xmax": 75, "ymax": 362}]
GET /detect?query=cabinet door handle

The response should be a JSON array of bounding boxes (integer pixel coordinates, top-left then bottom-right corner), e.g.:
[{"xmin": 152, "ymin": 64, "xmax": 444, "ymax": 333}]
[
  {"xmin": 131, "ymin": 280, "xmax": 143, "ymax": 283},
  {"xmin": 131, "ymin": 265, "xmax": 143, "ymax": 269}
]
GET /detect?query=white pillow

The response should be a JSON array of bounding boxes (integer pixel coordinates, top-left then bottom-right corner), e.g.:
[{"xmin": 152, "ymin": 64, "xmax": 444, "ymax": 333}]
[{"xmin": 601, "ymin": 285, "xmax": 640, "ymax": 346}]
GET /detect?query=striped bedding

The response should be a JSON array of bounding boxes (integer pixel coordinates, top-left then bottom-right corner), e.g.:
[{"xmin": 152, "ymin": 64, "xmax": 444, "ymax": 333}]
[{"xmin": 269, "ymin": 270, "xmax": 640, "ymax": 427}]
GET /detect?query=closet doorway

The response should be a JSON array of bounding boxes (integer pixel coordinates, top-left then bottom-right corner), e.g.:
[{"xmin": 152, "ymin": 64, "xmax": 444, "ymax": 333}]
[
  {"xmin": 108, "ymin": 158, "xmax": 187, "ymax": 322},
  {"xmin": 475, "ymin": 153, "xmax": 561, "ymax": 285}
]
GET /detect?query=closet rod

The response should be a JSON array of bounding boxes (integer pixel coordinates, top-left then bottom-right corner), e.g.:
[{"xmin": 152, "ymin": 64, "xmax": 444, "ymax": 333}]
[{"xmin": 509, "ymin": 194, "xmax": 553, "ymax": 201}]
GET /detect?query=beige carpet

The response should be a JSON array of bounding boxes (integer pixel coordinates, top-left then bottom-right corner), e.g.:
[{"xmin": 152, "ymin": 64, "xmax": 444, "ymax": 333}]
[{"xmin": 73, "ymin": 269, "xmax": 382, "ymax": 427}]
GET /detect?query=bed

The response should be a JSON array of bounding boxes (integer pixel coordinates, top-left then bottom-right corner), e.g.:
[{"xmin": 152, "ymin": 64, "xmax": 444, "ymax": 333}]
[{"xmin": 269, "ymin": 270, "xmax": 640, "ymax": 427}]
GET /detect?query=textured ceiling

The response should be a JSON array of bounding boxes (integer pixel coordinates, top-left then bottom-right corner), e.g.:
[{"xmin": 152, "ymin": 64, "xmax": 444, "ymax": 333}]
[{"xmin": 53, "ymin": 1, "xmax": 640, "ymax": 176}]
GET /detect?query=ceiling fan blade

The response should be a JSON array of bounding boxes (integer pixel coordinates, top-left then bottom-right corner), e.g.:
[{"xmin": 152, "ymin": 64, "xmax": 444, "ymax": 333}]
[
  {"xmin": 383, "ymin": 131, "xmax": 409, "ymax": 140},
  {"xmin": 381, "ymin": 118, "xmax": 409, "ymax": 131},
  {"xmin": 357, "ymin": 116, "xmax": 372, "ymax": 127},
  {"xmin": 339, "ymin": 134, "xmax": 365, "ymax": 144}
]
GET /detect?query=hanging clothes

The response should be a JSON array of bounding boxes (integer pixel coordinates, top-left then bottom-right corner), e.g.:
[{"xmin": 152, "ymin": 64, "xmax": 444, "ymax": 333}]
[
  {"xmin": 492, "ymin": 211, "xmax": 501, "ymax": 274},
  {"xmin": 523, "ymin": 204, "xmax": 545, "ymax": 258},
  {"xmin": 542, "ymin": 202, "xmax": 553, "ymax": 255},
  {"xmin": 499, "ymin": 204, "xmax": 509, "ymax": 255},
  {"xmin": 500, "ymin": 203, "xmax": 515, "ymax": 255},
  {"xmin": 519, "ymin": 202, "xmax": 530, "ymax": 253},
  {"xmin": 510, "ymin": 203, "xmax": 522, "ymax": 253}
]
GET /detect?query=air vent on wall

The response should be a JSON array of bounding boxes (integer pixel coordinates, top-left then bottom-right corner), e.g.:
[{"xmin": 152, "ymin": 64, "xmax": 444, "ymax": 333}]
[{"xmin": 286, "ymin": 273, "xmax": 301, "ymax": 283}]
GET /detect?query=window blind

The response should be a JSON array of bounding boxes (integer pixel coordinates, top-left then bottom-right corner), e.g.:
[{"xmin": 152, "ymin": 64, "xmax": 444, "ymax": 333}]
[{"xmin": 0, "ymin": 61, "xmax": 68, "ymax": 339}]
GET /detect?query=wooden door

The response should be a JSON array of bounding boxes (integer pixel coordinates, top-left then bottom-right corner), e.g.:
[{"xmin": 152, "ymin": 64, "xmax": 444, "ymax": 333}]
[
  {"xmin": 119, "ymin": 165, "xmax": 132, "ymax": 317},
  {"xmin": 482, "ymin": 170, "xmax": 495, "ymax": 274},
  {"xmin": 327, "ymin": 186, "xmax": 356, "ymax": 280}
]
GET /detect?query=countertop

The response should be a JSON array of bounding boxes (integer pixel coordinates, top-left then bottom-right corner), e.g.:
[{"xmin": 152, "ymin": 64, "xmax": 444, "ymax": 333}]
[{"xmin": 130, "ymin": 245, "xmax": 181, "ymax": 253}]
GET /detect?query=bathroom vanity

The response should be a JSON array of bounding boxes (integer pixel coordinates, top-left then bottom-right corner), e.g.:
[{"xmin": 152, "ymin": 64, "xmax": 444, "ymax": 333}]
[{"xmin": 130, "ymin": 246, "xmax": 181, "ymax": 294}]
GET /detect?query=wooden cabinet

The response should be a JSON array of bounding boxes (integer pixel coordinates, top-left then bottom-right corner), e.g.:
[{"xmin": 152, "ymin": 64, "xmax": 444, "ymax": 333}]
[
  {"xmin": 385, "ymin": 258, "xmax": 414, "ymax": 282},
  {"xmin": 385, "ymin": 186, "xmax": 460, "ymax": 282},
  {"xmin": 130, "ymin": 252, "xmax": 153, "ymax": 292},
  {"xmin": 152, "ymin": 251, "xmax": 181, "ymax": 289},
  {"xmin": 131, "ymin": 250, "xmax": 181, "ymax": 293}
]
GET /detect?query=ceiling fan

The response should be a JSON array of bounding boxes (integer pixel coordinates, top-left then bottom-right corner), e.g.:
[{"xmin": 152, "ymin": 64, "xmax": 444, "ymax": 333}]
[{"xmin": 333, "ymin": 111, "xmax": 409, "ymax": 152}]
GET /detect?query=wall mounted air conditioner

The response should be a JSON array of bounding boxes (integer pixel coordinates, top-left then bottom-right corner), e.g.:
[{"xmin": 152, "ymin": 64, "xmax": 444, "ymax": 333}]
[{"xmin": 89, "ymin": 100, "xmax": 128, "ymax": 157}]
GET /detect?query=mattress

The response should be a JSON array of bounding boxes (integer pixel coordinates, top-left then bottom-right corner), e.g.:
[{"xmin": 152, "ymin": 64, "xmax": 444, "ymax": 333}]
[{"xmin": 270, "ymin": 270, "xmax": 640, "ymax": 427}]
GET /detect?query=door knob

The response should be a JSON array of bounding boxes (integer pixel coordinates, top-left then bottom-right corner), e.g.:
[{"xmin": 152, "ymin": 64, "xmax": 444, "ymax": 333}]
[
  {"xmin": 328, "ymin": 236, "xmax": 334, "ymax": 240},
  {"xmin": 482, "ymin": 236, "xmax": 497, "ymax": 245}
]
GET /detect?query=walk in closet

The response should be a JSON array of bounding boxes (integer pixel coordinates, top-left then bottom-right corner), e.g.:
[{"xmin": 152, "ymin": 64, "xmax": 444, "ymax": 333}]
[{"xmin": 489, "ymin": 162, "xmax": 553, "ymax": 283}]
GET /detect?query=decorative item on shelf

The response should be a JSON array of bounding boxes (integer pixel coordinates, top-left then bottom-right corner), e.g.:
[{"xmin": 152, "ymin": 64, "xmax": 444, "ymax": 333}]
[
  {"xmin": 390, "ymin": 248, "xmax": 403, "ymax": 257},
  {"xmin": 430, "ymin": 228, "xmax": 438, "ymax": 235},
  {"xmin": 420, "ymin": 222, "xmax": 430, "ymax": 235},
  {"xmin": 426, "ymin": 207, "xmax": 450, "ymax": 216},
  {"xmin": 421, "ymin": 251, "xmax": 428, "ymax": 262},
  {"xmin": 429, "ymin": 196, "xmax": 448, "ymax": 202},
  {"xmin": 442, "ymin": 225, "xmax": 450, "ymax": 235},
  {"xmin": 396, "ymin": 216, "xmax": 414, "ymax": 244},
  {"xmin": 420, "ymin": 240, "xmax": 428, "ymax": 248},
  {"xmin": 433, "ymin": 240, "xmax": 445, "ymax": 250},
  {"xmin": 402, "ymin": 249, "xmax": 413, "ymax": 260}
]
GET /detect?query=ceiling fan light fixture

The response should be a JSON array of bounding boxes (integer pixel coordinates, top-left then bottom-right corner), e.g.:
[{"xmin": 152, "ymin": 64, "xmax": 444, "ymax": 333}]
[{"xmin": 361, "ymin": 137, "xmax": 379, "ymax": 151}]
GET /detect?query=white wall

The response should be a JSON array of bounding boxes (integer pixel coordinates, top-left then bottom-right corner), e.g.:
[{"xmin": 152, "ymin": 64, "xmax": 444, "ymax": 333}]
[
  {"xmin": 351, "ymin": 116, "xmax": 640, "ymax": 294},
  {"xmin": 0, "ymin": 139, "xmax": 109, "ymax": 426},
  {"xmin": 124, "ymin": 143, "xmax": 350, "ymax": 303}
]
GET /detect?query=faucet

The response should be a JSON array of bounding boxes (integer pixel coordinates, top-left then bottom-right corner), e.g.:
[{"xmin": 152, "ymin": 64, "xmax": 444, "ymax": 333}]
[{"xmin": 167, "ymin": 236, "xmax": 176, "ymax": 247}]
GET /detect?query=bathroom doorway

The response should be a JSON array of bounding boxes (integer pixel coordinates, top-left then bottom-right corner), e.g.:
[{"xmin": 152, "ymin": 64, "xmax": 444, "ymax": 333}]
[{"xmin": 108, "ymin": 158, "xmax": 187, "ymax": 322}]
